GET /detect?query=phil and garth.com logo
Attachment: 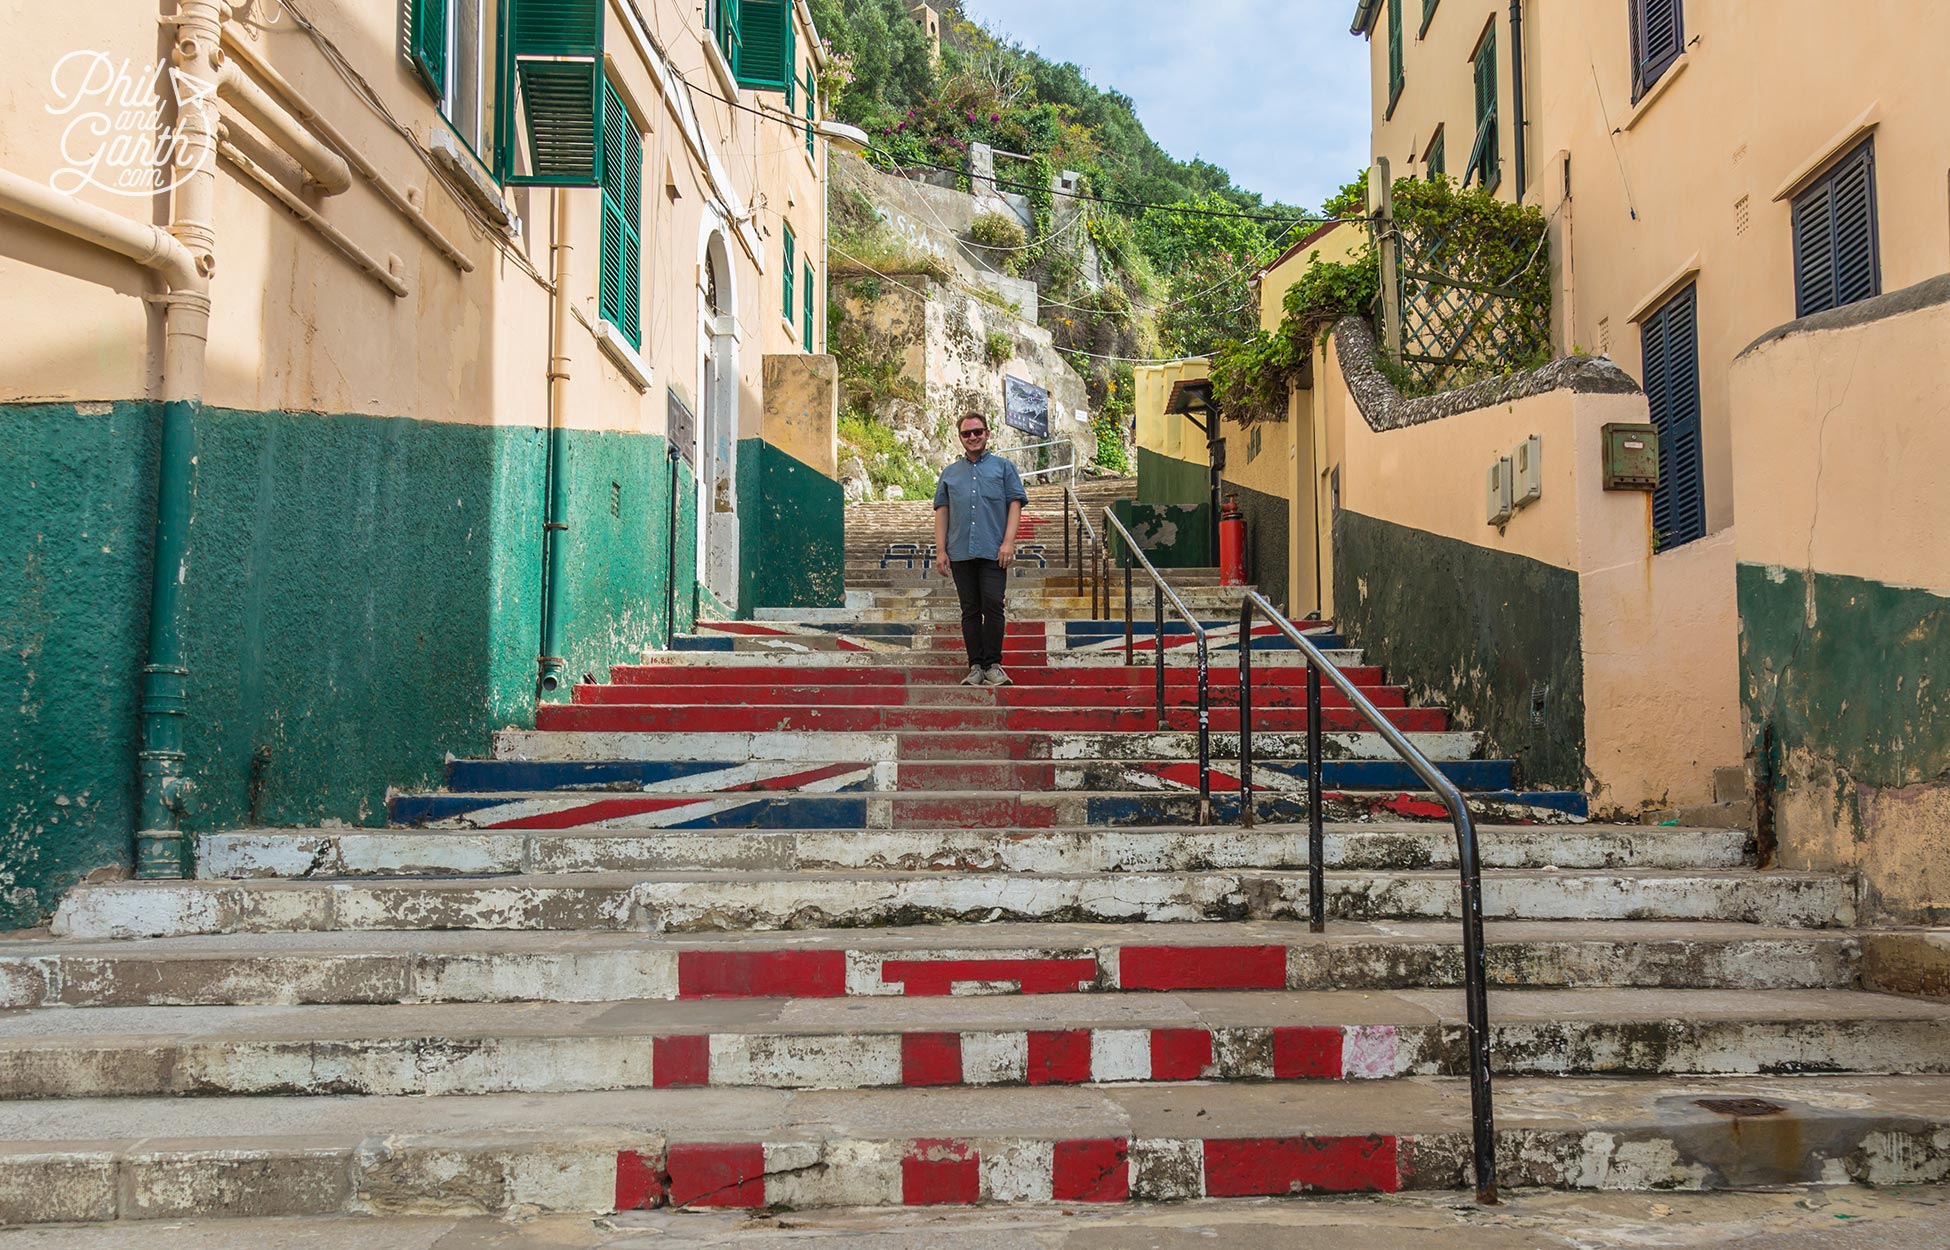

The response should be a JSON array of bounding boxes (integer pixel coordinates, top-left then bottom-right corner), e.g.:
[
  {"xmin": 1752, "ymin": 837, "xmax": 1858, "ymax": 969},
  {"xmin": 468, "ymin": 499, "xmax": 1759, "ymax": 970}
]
[{"xmin": 45, "ymin": 51, "xmax": 217, "ymax": 197}]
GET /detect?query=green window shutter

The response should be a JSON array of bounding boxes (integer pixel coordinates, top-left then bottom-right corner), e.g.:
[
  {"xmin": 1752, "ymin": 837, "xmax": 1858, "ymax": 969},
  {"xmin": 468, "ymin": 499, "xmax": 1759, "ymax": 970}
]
[
  {"xmin": 1386, "ymin": 0, "xmax": 1404, "ymax": 117},
  {"xmin": 410, "ymin": 0, "xmax": 447, "ymax": 98},
  {"xmin": 805, "ymin": 69, "xmax": 816, "ymax": 156},
  {"xmin": 1426, "ymin": 128, "xmax": 1445, "ymax": 179},
  {"xmin": 498, "ymin": 0, "xmax": 605, "ymax": 186},
  {"xmin": 715, "ymin": 0, "xmax": 742, "ymax": 71},
  {"xmin": 598, "ymin": 77, "xmax": 642, "ymax": 347},
  {"xmin": 785, "ymin": 18, "xmax": 796, "ymax": 108},
  {"xmin": 803, "ymin": 262, "xmax": 815, "ymax": 352},
  {"xmin": 782, "ymin": 224, "xmax": 795, "ymax": 323},
  {"xmin": 736, "ymin": 0, "xmax": 791, "ymax": 91},
  {"xmin": 1465, "ymin": 25, "xmax": 1498, "ymax": 190}
]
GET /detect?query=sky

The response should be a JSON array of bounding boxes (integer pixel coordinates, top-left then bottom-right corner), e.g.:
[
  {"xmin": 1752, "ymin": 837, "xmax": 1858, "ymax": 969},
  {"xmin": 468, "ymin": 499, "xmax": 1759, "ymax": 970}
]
[{"xmin": 957, "ymin": 0, "xmax": 1373, "ymax": 214}]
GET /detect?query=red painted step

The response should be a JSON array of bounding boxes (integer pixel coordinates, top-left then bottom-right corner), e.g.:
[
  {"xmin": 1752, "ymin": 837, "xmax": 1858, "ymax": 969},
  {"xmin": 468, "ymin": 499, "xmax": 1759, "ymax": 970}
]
[
  {"xmin": 536, "ymin": 704, "xmax": 1449, "ymax": 734},
  {"xmin": 570, "ymin": 683, "xmax": 1407, "ymax": 710},
  {"xmin": 611, "ymin": 665, "xmax": 1386, "ymax": 687}
]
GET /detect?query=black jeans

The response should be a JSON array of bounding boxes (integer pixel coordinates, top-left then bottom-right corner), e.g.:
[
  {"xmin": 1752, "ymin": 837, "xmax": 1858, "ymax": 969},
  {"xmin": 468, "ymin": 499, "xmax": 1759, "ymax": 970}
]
[{"xmin": 950, "ymin": 558, "xmax": 1008, "ymax": 668}]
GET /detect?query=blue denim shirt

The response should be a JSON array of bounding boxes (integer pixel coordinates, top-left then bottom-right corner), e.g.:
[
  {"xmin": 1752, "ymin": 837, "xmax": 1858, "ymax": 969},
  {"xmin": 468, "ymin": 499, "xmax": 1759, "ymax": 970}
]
[{"xmin": 933, "ymin": 450, "xmax": 1027, "ymax": 562}]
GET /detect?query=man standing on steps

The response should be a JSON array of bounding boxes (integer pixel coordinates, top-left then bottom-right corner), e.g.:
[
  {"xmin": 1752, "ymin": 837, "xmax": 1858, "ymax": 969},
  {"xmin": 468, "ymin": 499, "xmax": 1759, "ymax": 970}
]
[{"xmin": 934, "ymin": 412, "xmax": 1027, "ymax": 687}]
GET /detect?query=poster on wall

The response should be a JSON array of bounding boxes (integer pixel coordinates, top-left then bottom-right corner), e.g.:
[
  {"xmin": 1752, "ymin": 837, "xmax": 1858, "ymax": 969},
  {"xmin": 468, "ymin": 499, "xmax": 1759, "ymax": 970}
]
[{"xmin": 1002, "ymin": 375, "xmax": 1050, "ymax": 439}]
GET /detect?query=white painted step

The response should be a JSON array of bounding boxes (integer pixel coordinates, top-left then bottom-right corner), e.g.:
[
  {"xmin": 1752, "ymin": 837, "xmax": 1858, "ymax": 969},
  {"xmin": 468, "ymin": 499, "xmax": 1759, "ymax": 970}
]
[
  {"xmin": 0, "ymin": 1076, "xmax": 1946, "ymax": 1222},
  {"xmin": 51, "ymin": 868, "xmax": 1856, "ymax": 939}
]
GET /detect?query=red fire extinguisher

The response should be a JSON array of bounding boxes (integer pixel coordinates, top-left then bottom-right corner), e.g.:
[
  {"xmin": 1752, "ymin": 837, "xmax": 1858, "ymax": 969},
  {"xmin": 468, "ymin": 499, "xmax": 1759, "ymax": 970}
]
[{"xmin": 1219, "ymin": 495, "xmax": 1247, "ymax": 586}]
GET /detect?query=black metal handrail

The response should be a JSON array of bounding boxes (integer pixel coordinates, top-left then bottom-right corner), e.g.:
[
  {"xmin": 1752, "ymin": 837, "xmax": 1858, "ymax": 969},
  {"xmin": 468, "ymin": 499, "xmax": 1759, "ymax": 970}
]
[
  {"xmin": 1060, "ymin": 484, "xmax": 1105, "ymax": 612},
  {"xmin": 1236, "ymin": 588, "xmax": 1498, "ymax": 1205},
  {"xmin": 1102, "ymin": 508, "xmax": 1212, "ymax": 823}
]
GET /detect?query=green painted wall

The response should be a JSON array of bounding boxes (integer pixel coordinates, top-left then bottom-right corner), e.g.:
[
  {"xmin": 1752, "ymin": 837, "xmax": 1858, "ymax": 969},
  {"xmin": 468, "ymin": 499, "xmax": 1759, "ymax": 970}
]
[
  {"xmin": 736, "ymin": 437, "xmax": 844, "ymax": 612},
  {"xmin": 1333, "ymin": 508, "xmax": 1586, "ymax": 788},
  {"xmin": 0, "ymin": 401, "xmax": 697, "ymax": 929},
  {"xmin": 1137, "ymin": 445, "xmax": 1208, "ymax": 506},
  {"xmin": 1108, "ymin": 500, "xmax": 1214, "ymax": 569},
  {"xmin": 1738, "ymin": 562, "xmax": 1950, "ymax": 920}
]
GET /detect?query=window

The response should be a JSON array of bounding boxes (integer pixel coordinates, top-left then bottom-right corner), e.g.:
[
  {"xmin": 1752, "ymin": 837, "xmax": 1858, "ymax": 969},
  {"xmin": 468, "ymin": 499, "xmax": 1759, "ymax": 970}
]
[
  {"xmin": 1640, "ymin": 284, "xmax": 1704, "ymax": 550},
  {"xmin": 706, "ymin": 0, "xmax": 797, "ymax": 92},
  {"xmin": 1386, "ymin": 0, "xmax": 1405, "ymax": 118},
  {"xmin": 1424, "ymin": 125, "xmax": 1445, "ymax": 180},
  {"xmin": 598, "ymin": 77, "xmax": 643, "ymax": 347},
  {"xmin": 804, "ymin": 66, "xmax": 816, "ymax": 157},
  {"xmin": 803, "ymin": 261, "xmax": 815, "ymax": 352},
  {"xmin": 497, "ymin": 0, "xmax": 605, "ymax": 186},
  {"xmin": 1791, "ymin": 139, "xmax": 1880, "ymax": 318},
  {"xmin": 410, "ymin": 0, "xmax": 489, "ymax": 154},
  {"xmin": 1420, "ymin": 0, "xmax": 1440, "ymax": 38},
  {"xmin": 782, "ymin": 223, "xmax": 796, "ymax": 325},
  {"xmin": 1464, "ymin": 25, "xmax": 1498, "ymax": 190},
  {"xmin": 1629, "ymin": 0, "xmax": 1684, "ymax": 103}
]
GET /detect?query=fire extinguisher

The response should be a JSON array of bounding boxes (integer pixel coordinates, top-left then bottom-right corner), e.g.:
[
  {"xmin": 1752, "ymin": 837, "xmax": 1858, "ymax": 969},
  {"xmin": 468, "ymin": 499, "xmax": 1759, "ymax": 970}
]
[{"xmin": 1219, "ymin": 495, "xmax": 1247, "ymax": 586}]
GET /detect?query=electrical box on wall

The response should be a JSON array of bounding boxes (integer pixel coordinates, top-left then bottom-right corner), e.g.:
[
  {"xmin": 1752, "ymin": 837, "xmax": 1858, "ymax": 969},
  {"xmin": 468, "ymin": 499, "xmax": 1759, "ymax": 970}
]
[
  {"xmin": 1486, "ymin": 456, "xmax": 1514, "ymax": 526},
  {"xmin": 1601, "ymin": 423, "xmax": 1659, "ymax": 490},
  {"xmin": 1512, "ymin": 435, "xmax": 1542, "ymax": 508}
]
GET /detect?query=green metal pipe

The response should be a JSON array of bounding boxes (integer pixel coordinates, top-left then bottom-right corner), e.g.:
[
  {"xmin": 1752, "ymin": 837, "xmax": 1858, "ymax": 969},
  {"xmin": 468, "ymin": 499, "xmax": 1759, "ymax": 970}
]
[
  {"xmin": 134, "ymin": 395, "xmax": 199, "ymax": 877},
  {"xmin": 537, "ymin": 190, "xmax": 574, "ymax": 700}
]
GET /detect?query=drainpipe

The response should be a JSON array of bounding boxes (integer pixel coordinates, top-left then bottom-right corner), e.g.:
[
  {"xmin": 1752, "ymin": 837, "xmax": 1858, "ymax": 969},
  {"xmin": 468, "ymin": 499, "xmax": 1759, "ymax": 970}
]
[
  {"xmin": 215, "ymin": 62, "xmax": 351, "ymax": 196},
  {"xmin": 131, "ymin": 0, "xmax": 223, "ymax": 876},
  {"xmin": 537, "ymin": 189, "xmax": 574, "ymax": 699},
  {"xmin": 1509, "ymin": 0, "xmax": 1528, "ymax": 203}
]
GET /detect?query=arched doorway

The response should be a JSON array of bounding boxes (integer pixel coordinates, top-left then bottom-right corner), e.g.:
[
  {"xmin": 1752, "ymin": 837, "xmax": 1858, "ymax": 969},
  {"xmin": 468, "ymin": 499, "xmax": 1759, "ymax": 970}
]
[{"xmin": 698, "ymin": 229, "xmax": 740, "ymax": 609}]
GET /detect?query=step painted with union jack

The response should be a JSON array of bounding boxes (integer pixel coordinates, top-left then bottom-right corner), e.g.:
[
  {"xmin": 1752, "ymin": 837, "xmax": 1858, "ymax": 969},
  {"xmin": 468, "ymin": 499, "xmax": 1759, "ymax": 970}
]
[
  {"xmin": 201, "ymin": 823, "xmax": 1742, "ymax": 880},
  {"xmin": 11, "ymin": 989, "xmax": 1936, "ymax": 1100},
  {"xmin": 446, "ymin": 756, "xmax": 1517, "ymax": 794},
  {"xmin": 384, "ymin": 787, "xmax": 1585, "ymax": 831},
  {"xmin": 7, "ymin": 1076, "xmax": 1947, "ymax": 1222},
  {"xmin": 489, "ymin": 728, "xmax": 1488, "ymax": 765},
  {"xmin": 0, "ymin": 922, "xmax": 1861, "ymax": 1008},
  {"xmin": 624, "ymin": 648, "xmax": 1367, "ymax": 670}
]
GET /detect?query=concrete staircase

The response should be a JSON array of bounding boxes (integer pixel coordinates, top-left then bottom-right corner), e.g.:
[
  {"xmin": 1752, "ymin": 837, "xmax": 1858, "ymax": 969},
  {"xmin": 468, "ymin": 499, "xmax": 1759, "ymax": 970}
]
[{"xmin": 6, "ymin": 488, "xmax": 1948, "ymax": 1226}]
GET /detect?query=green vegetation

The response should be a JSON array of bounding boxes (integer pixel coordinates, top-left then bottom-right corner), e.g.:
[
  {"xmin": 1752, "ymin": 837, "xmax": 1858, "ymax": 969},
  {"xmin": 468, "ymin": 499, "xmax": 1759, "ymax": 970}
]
[
  {"xmin": 983, "ymin": 329, "xmax": 1013, "ymax": 367},
  {"xmin": 1209, "ymin": 172, "xmax": 1550, "ymax": 420},
  {"xmin": 840, "ymin": 407, "xmax": 938, "ymax": 501},
  {"xmin": 968, "ymin": 210, "xmax": 1029, "ymax": 273}
]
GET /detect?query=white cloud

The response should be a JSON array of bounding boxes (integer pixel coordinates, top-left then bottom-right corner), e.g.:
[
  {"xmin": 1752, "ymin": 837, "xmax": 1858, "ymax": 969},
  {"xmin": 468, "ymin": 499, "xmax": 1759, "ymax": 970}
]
[{"xmin": 957, "ymin": 0, "xmax": 1373, "ymax": 212}]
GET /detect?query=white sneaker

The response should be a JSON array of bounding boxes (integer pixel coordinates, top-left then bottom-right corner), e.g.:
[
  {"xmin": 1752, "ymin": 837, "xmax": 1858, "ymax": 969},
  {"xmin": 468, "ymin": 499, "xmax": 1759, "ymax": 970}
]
[
  {"xmin": 983, "ymin": 665, "xmax": 1014, "ymax": 687},
  {"xmin": 961, "ymin": 665, "xmax": 986, "ymax": 686}
]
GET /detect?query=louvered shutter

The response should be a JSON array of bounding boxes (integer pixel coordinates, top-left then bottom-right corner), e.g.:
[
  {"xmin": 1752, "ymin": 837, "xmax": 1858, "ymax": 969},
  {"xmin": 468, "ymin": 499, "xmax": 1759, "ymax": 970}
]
[
  {"xmin": 598, "ymin": 78, "xmax": 642, "ymax": 347},
  {"xmin": 805, "ymin": 68, "xmax": 816, "ymax": 156},
  {"xmin": 782, "ymin": 224, "xmax": 796, "ymax": 324},
  {"xmin": 803, "ymin": 262, "xmax": 815, "ymax": 352},
  {"xmin": 499, "ymin": 0, "xmax": 605, "ymax": 186},
  {"xmin": 1643, "ymin": 286, "xmax": 1704, "ymax": 550},
  {"xmin": 1794, "ymin": 140, "xmax": 1880, "ymax": 317},
  {"xmin": 1386, "ymin": 0, "xmax": 1404, "ymax": 115},
  {"xmin": 409, "ymin": 0, "xmax": 447, "ymax": 98},
  {"xmin": 1465, "ymin": 27, "xmax": 1497, "ymax": 189},
  {"xmin": 1631, "ymin": 0, "xmax": 1683, "ymax": 101},
  {"xmin": 715, "ymin": 0, "xmax": 742, "ymax": 69},
  {"xmin": 736, "ymin": 0, "xmax": 792, "ymax": 91}
]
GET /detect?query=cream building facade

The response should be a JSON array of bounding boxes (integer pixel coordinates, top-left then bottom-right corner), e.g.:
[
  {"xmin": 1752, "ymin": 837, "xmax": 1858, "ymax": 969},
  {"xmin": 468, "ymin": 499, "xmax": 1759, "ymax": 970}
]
[{"xmin": 0, "ymin": 0, "xmax": 840, "ymax": 920}]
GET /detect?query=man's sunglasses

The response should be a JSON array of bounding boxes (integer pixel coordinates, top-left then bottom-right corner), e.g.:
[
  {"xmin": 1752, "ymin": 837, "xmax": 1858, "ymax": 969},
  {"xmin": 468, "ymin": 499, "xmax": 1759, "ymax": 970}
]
[{"xmin": 959, "ymin": 428, "xmax": 987, "ymax": 439}]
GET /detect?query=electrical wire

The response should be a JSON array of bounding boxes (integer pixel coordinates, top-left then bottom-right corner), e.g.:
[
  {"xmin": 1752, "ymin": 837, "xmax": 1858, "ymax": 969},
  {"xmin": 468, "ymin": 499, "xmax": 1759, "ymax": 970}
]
[{"xmin": 678, "ymin": 71, "xmax": 1371, "ymax": 229}]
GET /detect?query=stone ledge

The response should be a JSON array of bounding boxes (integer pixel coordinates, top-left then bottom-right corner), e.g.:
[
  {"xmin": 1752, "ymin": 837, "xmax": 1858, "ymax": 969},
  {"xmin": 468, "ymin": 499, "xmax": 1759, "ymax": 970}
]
[
  {"xmin": 1736, "ymin": 272, "xmax": 1950, "ymax": 361},
  {"xmin": 1332, "ymin": 316, "xmax": 1641, "ymax": 434}
]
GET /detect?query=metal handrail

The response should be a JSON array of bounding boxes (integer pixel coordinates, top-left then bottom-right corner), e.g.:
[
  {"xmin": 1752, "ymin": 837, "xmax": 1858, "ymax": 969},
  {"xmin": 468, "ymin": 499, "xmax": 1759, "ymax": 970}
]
[
  {"xmin": 1102, "ymin": 508, "xmax": 1213, "ymax": 823},
  {"xmin": 1060, "ymin": 483, "xmax": 1104, "ymax": 608},
  {"xmin": 1236, "ymin": 588, "xmax": 1497, "ymax": 1206},
  {"xmin": 1000, "ymin": 438, "xmax": 1077, "ymax": 486}
]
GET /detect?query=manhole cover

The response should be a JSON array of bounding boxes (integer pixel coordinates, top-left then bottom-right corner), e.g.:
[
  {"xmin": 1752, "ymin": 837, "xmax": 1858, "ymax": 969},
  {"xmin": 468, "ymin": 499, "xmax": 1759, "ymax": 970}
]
[{"xmin": 1695, "ymin": 1098, "xmax": 1787, "ymax": 1117}]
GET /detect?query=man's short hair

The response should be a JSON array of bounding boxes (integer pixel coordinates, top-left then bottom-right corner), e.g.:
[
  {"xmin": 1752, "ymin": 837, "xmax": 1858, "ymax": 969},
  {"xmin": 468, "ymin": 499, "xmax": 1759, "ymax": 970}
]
[{"xmin": 958, "ymin": 413, "xmax": 989, "ymax": 432}]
